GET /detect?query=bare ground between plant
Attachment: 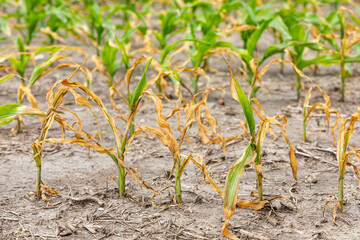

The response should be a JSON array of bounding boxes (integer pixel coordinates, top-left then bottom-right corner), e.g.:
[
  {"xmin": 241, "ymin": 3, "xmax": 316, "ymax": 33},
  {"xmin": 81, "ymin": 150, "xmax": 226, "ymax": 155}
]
[{"xmin": 1, "ymin": 56, "xmax": 360, "ymax": 240}]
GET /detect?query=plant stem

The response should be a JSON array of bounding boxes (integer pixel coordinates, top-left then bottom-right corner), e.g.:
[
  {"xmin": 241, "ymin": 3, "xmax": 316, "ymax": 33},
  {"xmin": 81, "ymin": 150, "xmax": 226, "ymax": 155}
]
[
  {"xmin": 192, "ymin": 75, "xmax": 200, "ymax": 94},
  {"xmin": 130, "ymin": 123, "xmax": 135, "ymax": 136},
  {"xmin": 338, "ymin": 177, "xmax": 344, "ymax": 212},
  {"xmin": 36, "ymin": 165, "xmax": 41, "ymax": 198},
  {"xmin": 256, "ymin": 171, "xmax": 263, "ymax": 201},
  {"xmin": 280, "ymin": 52, "xmax": 284, "ymax": 74},
  {"xmin": 118, "ymin": 163, "xmax": 125, "ymax": 196},
  {"xmin": 174, "ymin": 154, "xmax": 182, "ymax": 204},
  {"xmin": 33, "ymin": 144, "xmax": 42, "ymax": 198},
  {"xmin": 340, "ymin": 62, "xmax": 346, "ymax": 102},
  {"xmin": 296, "ymin": 73, "xmax": 301, "ymax": 101},
  {"xmin": 303, "ymin": 119, "xmax": 307, "ymax": 142}
]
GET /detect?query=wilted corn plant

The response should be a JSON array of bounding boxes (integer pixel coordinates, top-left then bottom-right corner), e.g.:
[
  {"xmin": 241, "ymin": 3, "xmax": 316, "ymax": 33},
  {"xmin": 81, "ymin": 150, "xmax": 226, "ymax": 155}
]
[
  {"xmin": 109, "ymin": 55, "xmax": 154, "ymax": 136},
  {"xmin": 335, "ymin": 7, "xmax": 360, "ymax": 102},
  {"xmin": 333, "ymin": 108, "xmax": 360, "ymax": 212},
  {"xmin": 302, "ymin": 85, "xmax": 340, "ymax": 142},
  {"xmin": 132, "ymin": 87, "xmax": 225, "ymax": 204},
  {"xmin": 0, "ymin": 45, "xmax": 89, "ymax": 132},
  {"xmin": 32, "ymin": 59, "xmax": 152, "ymax": 199},
  {"xmin": 222, "ymin": 60, "xmax": 298, "ymax": 239}
]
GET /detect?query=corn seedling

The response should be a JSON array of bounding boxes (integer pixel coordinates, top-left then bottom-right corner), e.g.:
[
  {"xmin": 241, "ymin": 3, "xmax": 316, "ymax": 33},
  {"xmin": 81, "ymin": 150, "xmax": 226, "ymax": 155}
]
[
  {"xmin": 133, "ymin": 87, "xmax": 225, "ymax": 204},
  {"xmin": 154, "ymin": 9, "xmax": 182, "ymax": 49},
  {"xmin": 10, "ymin": 46, "xmax": 89, "ymax": 132},
  {"xmin": 101, "ymin": 40, "xmax": 121, "ymax": 86},
  {"xmin": 335, "ymin": 7, "xmax": 360, "ymax": 101},
  {"xmin": 7, "ymin": 37, "xmax": 31, "ymax": 81},
  {"xmin": 43, "ymin": 1, "xmax": 85, "ymax": 44},
  {"xmin": 284, "ymin": 26, "xmax": 325, "ymax": 100},
  {"xmin": 109, "ymin": 55, "xmax": 153, "ymax": 137},
  {"xmin": 222, "ymin": 59, "xmax": 298, "ymax": 239},
  {"xmin": 334, "ymin": 108, "xmax": 360, "ymax": 212},
  {"xmin": 32, "ymin": 59, "xmax": 152, "ymax": 198},
  {"xmin": 84, "ymin": 2, "xmax": 145, "ymax": 56},
  {"xmin": 302, "ymin": 7, "xmax": 360, "ymax": 101},
  {"xmin": 302, "ymin": 85, "xmax": 340, "ymax": 142},
  {"xmin": 12, "ymin": 0, "xmax": 46, "ymax": 45}
]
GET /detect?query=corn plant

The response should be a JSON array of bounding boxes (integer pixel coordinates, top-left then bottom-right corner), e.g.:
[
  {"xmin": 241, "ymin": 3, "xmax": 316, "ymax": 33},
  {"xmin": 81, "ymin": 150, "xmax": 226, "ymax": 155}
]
[
  {"xmin": 222, "ymin": 60, "xmax": 298, "ymax": 239},
  {"xmin": 302, "ymin": 85, "xmax": 339, "ymax": 142},
  {"xmin": 335, "ymin": 8, "xmax": 360, "ymax": 101},
  {"xmin": 134, "ymin": 88, "xmax": 224, "ymax": 204},
  {"xmin": 101, "ymin": 29, "xmax": 140, "ymax": 86},
  {"xmin": 282, "ymin": 23, "xmax": 325, "ymax": 100},
  {"xmin": 101, "ymin": 40, "xmax": 121, "ymax": 86},
  {"xmin": 0, "ymin": 45, "xmax": 89, "ymax": 132},
  {"xmin": 154, "ymin": 9, "xmax": 182, "ymax": 49},
  {"xmin": 32, "ymin": 59, "xmax": 152, "ymax": 198},
  {"xmin": 222, "ymin": 5, "xmax": 296, "ymax": 97},
  {"xmin": 43, "ymin": 1, "xmax": 85, "ymax": 44},
  {"xmin": 301, "ymin": 8, "xmax": 360, "ymax": 101},
  {"xmin": 13, "ymin": 0, "xmax": 47, "ymax": 45},
  {"xmin": 84, "ymin": 2, "xmax": 145, "ymax": 56},
  {"xmin": 7, "ymin": 37, "xmax": 31, "ymax": 81},
  {"xmin": 333, "ymin": 109, "xmax": 360, "ymax": 212}
]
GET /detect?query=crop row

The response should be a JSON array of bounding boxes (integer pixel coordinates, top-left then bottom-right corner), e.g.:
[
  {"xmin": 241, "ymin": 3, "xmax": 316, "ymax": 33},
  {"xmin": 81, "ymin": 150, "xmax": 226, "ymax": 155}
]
[{"xmin": 0, "ymin": 1, "xmax": 360, "ymax": 239}]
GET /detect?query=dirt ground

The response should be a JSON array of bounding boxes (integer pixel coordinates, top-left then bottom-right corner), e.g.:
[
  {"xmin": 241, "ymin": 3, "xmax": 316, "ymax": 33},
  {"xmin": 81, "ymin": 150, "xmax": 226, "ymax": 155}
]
[{"xmin": 1, "ymin": 34, "xmax": 360, "ymax": 240}]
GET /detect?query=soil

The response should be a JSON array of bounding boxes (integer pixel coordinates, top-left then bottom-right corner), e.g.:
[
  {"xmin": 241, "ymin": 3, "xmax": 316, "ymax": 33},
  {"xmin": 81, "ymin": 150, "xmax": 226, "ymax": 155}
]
[{"xmin": 1, "ymin": 25, "xmax": 360, "ymax": 240}]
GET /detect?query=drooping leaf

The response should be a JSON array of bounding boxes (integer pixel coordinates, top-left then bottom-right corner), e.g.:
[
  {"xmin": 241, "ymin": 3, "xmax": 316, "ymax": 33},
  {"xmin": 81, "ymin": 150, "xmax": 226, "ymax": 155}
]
[{"xmin": 0, "ymin": 104, "xmax": 45, "ymax": 126}]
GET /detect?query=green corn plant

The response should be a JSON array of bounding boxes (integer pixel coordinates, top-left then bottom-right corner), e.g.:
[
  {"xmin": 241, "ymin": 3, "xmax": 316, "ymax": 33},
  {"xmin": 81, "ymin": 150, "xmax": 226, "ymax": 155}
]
[
  {"xmin": 43, "ymin": 0, "xmax": 85, "ymax": 44},
  {"xmin": 222, "ymin": 59, "xmax": 298, "ymax": 239},
  {"xmin": 284, "ymin": 24, "xmax": 325, "ymax": 100},
  {"xmin": 101, "ymin": 28, "xmax": 140, "ymax": 86},
  {"xmin": 299, "ymin": 8, "xmax": 360, "ymax": 101},
  {"xmin": 85, "ymin": 2, "xmax": 118, "ymax": 56},
  {"xmin": 154, "ymin": 9, "xmax": 181, "ymax": 49},
  {"xmin": 84, "ymin": 2, "xmax": 145, "ymax": 56},
  {"xmin": 159, "ymin": 38, "xmax": 209, "ymax": 92},
  {"xmin": 7, "ymin": 37, "xmax": 31, "ymax": 81},
  {"xmin": 222, "ymin": 2, "xmax": 295, "ymax": 97},
  {"xmin": 101, "ymin": 40, "xmax": 121, "ymax": 86},
  {"xmin": 13, "ymin": 0, "xmax": 47, "ymax": 45}
]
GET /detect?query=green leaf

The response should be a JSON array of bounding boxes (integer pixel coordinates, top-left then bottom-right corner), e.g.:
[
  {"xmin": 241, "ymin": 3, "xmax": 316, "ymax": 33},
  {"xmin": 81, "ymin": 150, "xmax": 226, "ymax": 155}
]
[
  {"xmin": 0, "ymin": 74, "xmax": 16, "ymax": 84},
  {"xmin": 223, "ymin": 143, "xmax": 256, "ymax": 216},
  {"xmin": 344, "ymin": 55, "xmax": 360, "ymax": 63},
  {"xmin": 269, "ymin": 15, "xmax": 292, "ymax": 41},
  {"xmin": 160, "ymin": 38, "xmax": 210, "ymax": 64},
  {"xmin": 260, "ymin": 40, "xmax": 291, "ymax": 64},
  {"xmin": 130, "ymin": 57, "xmax": 153, "ymax": 110},
  {"xmin": 0, "ymin": 104, "xmax": 45, "ymax": 126},
  {"xmin": 27, "ymin": 52, "xmax": 61, "ymax": 88},
  {"xmin": 247, "ymin": 17, "xmax": 275, "ymax": 57},
  {"xmin": 102, "ymin": 40, "xmax": 119, "ymax": 78},
  {"xmin": 298, "ymin": 54, "xmax": 340, "ymax": 69},
  {"xmin": 115, "ymin": 35, "xmax": 129, "ymax": 71},
  {"xmin": 232, "ymin": 75, "xmax": 255, "ymax": 137}
]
